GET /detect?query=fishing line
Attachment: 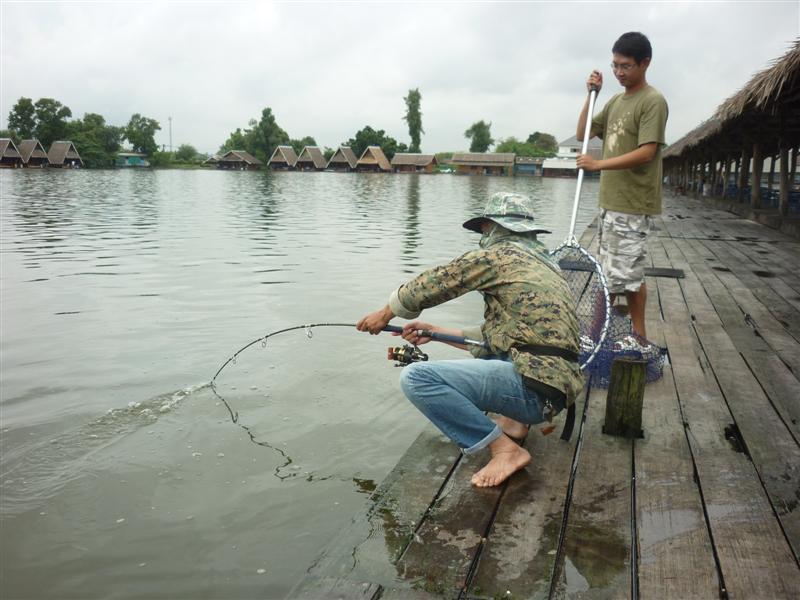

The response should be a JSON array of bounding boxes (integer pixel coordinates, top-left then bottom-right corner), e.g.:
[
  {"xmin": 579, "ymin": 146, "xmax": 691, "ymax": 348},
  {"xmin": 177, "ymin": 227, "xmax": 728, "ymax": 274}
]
[{"xmin": 210, "ymin": 323, "xmax": 358, "ymax": 481}]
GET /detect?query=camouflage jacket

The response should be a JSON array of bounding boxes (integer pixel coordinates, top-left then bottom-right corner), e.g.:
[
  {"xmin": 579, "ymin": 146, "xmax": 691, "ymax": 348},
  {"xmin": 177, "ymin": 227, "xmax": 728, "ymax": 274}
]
[{"xmin": 389, "ymin": 235, "xmax": 585, "ymax": 405}]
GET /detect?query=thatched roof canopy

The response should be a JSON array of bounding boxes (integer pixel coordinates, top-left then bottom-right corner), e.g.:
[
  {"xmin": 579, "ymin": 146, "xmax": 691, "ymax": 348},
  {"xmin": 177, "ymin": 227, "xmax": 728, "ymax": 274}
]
[
  {"xmin": 220, "ymin": 150, "xmax": 262, "ymax": 165},
  {"xmin": 327, "ymin": 146, "xmax": 358, "ymax": 168},
  {"xmin": 391, "ymin": 153, "xmax": 437, "ymax": 167},
  {"xmin": 664, "ymin": 38, "xmax": 800, "ymax": 161},
  {"xmin": 19, "ymin": 139, "xmax": 48, "ymax": 163},
  {"xmin": 357, "ymin": 146, "xmax": 391, "ymax": 171},
  {"xmin": 47, "ymin": 141, "xmax": 82, "ymax": 165},
  {"xmin": 452, "ymin": 152, "xmax": 515, "ymax": 167},
  {"xmin": 0, "ymin": 138, "xmax": 22, "ymax": 159},
  {"xmin": 269, "ymin": 145, "xmax": 298, "ymax": 166},
  {"xmin": 296, "ymin": 146, "xmax": 327, "ymax": 169}
]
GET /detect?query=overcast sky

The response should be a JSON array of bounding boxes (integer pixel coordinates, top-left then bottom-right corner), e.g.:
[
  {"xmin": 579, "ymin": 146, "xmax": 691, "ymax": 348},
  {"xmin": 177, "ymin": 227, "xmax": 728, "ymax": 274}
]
[{"xmin": 1, "ymin": 1, "xmax": 797, "ymax": 154}]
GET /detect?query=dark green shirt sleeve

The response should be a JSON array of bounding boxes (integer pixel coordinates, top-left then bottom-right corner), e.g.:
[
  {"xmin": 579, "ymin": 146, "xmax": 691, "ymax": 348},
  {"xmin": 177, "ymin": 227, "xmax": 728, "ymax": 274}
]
[{"xmin": 637, "ymin": 93, "xmax": 668, "ymax": 147}]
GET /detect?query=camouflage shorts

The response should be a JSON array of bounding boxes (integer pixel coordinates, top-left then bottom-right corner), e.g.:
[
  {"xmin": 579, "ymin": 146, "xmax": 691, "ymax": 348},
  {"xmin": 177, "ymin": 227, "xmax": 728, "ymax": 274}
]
[{"xmin": 598, "ymin": 210, "xmax": 651, "ymax": 294}]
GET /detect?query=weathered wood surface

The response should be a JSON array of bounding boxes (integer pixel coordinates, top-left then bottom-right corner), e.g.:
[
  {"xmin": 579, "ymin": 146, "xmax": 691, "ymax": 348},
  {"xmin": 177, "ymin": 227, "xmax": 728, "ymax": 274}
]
[{"xmin": 290, "ymin": 193, "xmax": 800, "ymax": 599}]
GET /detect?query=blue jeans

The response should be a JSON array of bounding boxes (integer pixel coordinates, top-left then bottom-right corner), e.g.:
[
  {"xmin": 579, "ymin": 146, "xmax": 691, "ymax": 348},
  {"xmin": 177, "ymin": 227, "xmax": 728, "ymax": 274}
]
[{"xmin": 399, "ymin": 357, "xmax": 546, "ymax": 455}]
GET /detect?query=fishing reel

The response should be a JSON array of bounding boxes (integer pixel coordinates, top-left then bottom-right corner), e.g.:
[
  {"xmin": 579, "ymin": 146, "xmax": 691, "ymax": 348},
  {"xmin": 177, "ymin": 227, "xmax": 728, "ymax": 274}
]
[{"xmin": 387, "ymin": 344, "xmax": 428, "ymax": 367}]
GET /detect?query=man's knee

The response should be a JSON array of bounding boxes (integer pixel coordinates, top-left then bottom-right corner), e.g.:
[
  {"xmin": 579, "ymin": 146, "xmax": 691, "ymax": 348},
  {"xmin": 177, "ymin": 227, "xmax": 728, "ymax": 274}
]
[{"xmin": 399, "ymin": 361, "xmax": 433, "ymax": 399}]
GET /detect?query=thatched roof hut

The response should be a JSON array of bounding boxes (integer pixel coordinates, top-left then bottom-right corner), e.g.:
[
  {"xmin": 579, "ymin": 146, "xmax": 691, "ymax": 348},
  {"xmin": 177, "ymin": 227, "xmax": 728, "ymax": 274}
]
[
  {"xmin": 391, "ymin": 153, "xmax": 438, "ymax": 173},
  {"xmin": 19, "ymin": 139, "xmax": 49, "ymax": 167},
  {"xmin": 451, "ymin": 152, "xmax": 515, "ymax": 176},
  {"xmin": 662, "ymin": 38, "xmax": 800, "ymax": 219},
  {"xmin": 356, "ymin": 146, "xmax": 391, "ymax": 172},
  {"xmin": 268, "ymin": 145, "xmax": 298, "ymax": 170},
  {"xmin": 47, "ymin": 141, "xmax": 83, "ymax": 168},
  {"xmin": 327, "ymin": 146, "xmax": 358, "ymax": 171},
  {"xmin": 217, "ymin": 150, "xmax": 262, "ymax": 170},
  {"xmin": 296, "ymin": 146, "xmax": 327, "ymax": 171},
  {"xmin": 0, "ymin": 138, "xmax": 23, "ymax": 167}
]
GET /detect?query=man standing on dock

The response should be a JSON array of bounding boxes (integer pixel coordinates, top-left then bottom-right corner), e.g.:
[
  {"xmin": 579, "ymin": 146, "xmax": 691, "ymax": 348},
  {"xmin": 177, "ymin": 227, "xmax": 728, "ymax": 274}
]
[
  {"xmin": 357, "ymin": 193, "xmax": 583, "ymax": 488},
  {"xmin": 576, "ymin": 31, "xmax": 668, "ymax": 339}
]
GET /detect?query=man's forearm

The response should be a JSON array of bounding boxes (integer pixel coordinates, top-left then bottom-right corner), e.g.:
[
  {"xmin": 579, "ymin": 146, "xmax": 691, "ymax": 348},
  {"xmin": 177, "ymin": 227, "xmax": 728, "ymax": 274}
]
[{"xmin": 595, "ymin": 143, "xmax": 657, "ymax": 171}]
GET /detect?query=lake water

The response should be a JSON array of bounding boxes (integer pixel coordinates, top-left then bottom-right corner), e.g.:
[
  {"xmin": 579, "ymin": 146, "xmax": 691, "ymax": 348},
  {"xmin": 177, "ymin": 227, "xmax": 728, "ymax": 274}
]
[{"xmin": 0, "ymin": 168, "xmax": 598, "ymax": 599}]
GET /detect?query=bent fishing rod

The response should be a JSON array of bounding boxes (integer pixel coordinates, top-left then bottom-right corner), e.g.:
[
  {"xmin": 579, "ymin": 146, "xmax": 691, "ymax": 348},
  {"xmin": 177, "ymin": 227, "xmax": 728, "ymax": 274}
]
[{"xmin": 211, "ymin": 322, "xmax": 487, "ymax": 385}]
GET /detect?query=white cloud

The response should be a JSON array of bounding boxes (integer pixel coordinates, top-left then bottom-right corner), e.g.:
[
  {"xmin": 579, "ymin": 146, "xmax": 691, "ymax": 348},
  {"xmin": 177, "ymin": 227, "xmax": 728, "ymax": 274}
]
[{"xmin": 1, "ymin": 0, "xmax": 797, "ymax": 153}]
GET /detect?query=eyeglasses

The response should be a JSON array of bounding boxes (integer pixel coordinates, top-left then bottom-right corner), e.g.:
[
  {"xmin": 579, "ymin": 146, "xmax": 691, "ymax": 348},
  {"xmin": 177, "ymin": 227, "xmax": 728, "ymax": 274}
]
[{"xmin": 610, "ymin": 62, "xmax": 637, "ymax": 72}]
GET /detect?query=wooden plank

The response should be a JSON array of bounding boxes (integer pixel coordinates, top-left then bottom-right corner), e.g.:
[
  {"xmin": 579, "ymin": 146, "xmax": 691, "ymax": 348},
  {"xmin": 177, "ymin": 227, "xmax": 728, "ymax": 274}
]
[
  {"xmin": 551, "ymin": 387, "xmax": 633, "ymax": 599},
  {"xmin": 291, "ymin": 424, "xmax": 462, "ymax": 596},
  {"xmin": 633, "ymin": 313, "xmax": 720, "ymax": 596},
  {"xmin": 650, "ymin": 237, "xmax": 800, "ymax": 596},
  {"xmin": 466, "ymin": 389, "xmax": 588, "ymax": 599},
  {"xmin": 393, "ymin": 446, "xmax": 504, "ymax": 597},
  {"xmin": 662, "ymin": 320, "xmax": 800, "ymax": 598}
]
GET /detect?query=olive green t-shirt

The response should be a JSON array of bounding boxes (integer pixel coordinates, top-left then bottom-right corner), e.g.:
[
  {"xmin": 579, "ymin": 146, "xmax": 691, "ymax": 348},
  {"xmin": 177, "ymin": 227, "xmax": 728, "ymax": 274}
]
[{"xmin": 591, "ymin": 85, "xmax": 668, "ymax": 215}]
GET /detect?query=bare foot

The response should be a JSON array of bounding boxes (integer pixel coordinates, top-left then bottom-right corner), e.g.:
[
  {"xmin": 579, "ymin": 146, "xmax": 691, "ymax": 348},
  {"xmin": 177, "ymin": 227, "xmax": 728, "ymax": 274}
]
[
  {"xmin": 493, "ymin": 415, "xmax": 529, "ymax": 440},
  {"xmin": 471, "ymin": 435, "xmax": 531, "ymax": 488}
]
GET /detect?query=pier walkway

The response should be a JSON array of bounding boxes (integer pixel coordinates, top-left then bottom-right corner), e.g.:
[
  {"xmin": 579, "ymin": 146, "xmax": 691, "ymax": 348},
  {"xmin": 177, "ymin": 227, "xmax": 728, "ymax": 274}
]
[{"xmin": 292, "ymin": 192, "xmax": 800, "ymax": 599}]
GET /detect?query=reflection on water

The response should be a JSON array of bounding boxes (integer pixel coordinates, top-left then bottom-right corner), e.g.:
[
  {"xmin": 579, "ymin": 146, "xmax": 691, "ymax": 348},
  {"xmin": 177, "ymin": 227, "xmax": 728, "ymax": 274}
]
[{"xmin": 0, "ymin": 169, "xmax": 597, "ymax": 599}]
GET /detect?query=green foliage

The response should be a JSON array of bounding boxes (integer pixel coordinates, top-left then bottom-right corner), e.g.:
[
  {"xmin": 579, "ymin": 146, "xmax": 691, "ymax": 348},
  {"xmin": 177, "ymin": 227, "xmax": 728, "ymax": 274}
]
[
  {"xmin": 149, "ymin": 151, "xmax": 174, "ymax": 167},
  {"xmin": 323, "ymin": 146, "xmax": 335, "ymax": 161},
  {"xmin": 345, "ymin": 125, "xmax": 407, "ymax": 160},
  {"xmin": 526, "ymin": 131, "xmax": 558, "ymax": 153},
  {"xmin": 174, "ymin": 143, "xmax": 199, "ymax": 163},
  {"xmin": 403, "ymin": 88, "xmax": 424, "ymax": 153},
  {"xmin": 289, "ymin": 136, "xmax": 317, "ymax": 156},
  {"xmin": 66, "ymin": 113, "xmax": 123, "ymax": 168},
  {"xmin": 125, "ymin": 113, "xmax": 161, "ymax": 155},
  {"xmin": 495, "ymin": 136, "xmax": 555, "ymax": 158},
  {"xmin": 8, "ymin": 97, "xmax": 36, "ymax": 140},
  {"xmin": 33, "ymin": 98, "xmax": 72, "ymax": 149},
  {"xmin": 220, "ymin": 107, "xmax": 289, "ymax": 164},
  {"xmin": 464, "ymin": 120, "xmax": 494, "ymax": 153},
  {"xmin": 0, "ymin": 129, "xmax": 17, "ymax": 144}
]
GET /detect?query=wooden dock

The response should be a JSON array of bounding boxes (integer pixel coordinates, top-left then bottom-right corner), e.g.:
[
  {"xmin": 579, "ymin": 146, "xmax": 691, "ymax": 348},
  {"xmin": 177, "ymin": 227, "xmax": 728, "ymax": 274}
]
[{"xmin": 291, "ymin": 192, "xmax": 800, "ymax": 599}]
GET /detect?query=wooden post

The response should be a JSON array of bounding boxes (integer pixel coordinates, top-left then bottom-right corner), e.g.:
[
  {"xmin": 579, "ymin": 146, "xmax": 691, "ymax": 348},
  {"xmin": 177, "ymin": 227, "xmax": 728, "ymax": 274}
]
[
  {"xmin": 768, "ymin": 153, "xmax": 776, "ymax": 194},
  {"xmin": 779, "ymin": 145, "xmax": 790, "ymax": 217},
  {"xmin": 603, "ymin": 358, "xmax": 646, "ymax": 438},
  {"xmin": 792, "ymin": 146, "xmax": 798, "ymax": 185},
  {"xmin": 722, "ymin": 156, "xmax": 731, "ymax": 198},
  {"xmin": 751, "ymin": 142, "xmax": 763, "ymax": 209},
  {"xmin": 738, "ymin": 145, "xmax": 751, "ymax": 202},
  {"xmin": 710, "ymin": 154, "xmax": 718, "ymax": 196}
]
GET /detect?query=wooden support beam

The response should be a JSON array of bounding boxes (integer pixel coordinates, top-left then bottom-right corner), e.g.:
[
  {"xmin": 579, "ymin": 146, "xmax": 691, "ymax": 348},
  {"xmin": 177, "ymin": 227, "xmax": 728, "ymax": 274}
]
[
  {"xmin": 751, "ymin": 141, "xmax": 763, "ymax": 209},
  {"xmin": 722, "ymin": 156, "xmax": 731, "ymax": 198},
  {"xmin": 768, "ymin": 153, "xmax": 777, "ymax": 194},
  {"xmin": 779, "ymin": 145, "xmax": 790, "ymax": 217},
  {"xmin": 603, "ymin": 358, "xmax": 646, "ymax": 438},
  {"xmin": 738, "ymin": 145, "xmax": 751, "ymax": 202}
]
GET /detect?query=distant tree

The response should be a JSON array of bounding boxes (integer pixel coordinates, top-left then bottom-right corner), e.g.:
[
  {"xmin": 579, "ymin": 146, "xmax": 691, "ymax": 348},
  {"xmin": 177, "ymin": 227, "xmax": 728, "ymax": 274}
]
[
  {"xmin": 219, "ymin": 127, "xmax": 252, "ymax": 154},
  {"xmin": 345, "ymin": 125, "xmax": 406, "ymax": 160},
  {"xmin": 149, "ymin": 151, "xmax": 174, "ymax": 167},
  {"xmin": 495, "ymin": 136, "xmax": 556, "ymax": 158},
  {"xmin": 8, "ymin": 97, "xmax": 36, "ymax": 140},
  {"xmin": 323, "ymin": 146, "xmax": 335, "ymax": 161},
  {"xmin": 67, "ymin": 112, "xmax": 123, "ymax": 168},
  {"xmin": 464, "ymin": 120, "xmax": 494, "ymax": 153},
  {"xmin": 0, "ymin": 129, "xmax": 14, "ymax": 142},
  {"xmin": 175, "ymin": 143, "xmax": 199, "ymax": 162},
  {"xmin": 289, "ymin": 135, "xmax": 317, "ymax": 156},
  {"xmin": 125, "ymin": 113, "xmax": 161, "ymax": 155},
  {"xmin": 249, "ymin": 107, "xmax": 290, "ymax": 163},
  {"xmin": 33, "ymin": 98, "xmax": 72, "ymax": 149},
  {"xmin": 403, "ymin": 88, "xmax": 424, "ymax": 153},
  {"xmin": 527, "ymin": 131, "xmax": 558, "ymax": 153}
]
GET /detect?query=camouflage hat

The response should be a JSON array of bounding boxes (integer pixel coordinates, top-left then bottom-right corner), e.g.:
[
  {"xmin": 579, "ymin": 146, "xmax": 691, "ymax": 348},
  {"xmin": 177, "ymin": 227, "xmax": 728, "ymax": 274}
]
[{"xmin": 462, "ymin": 192, "xmax": 551, "ymax": 234}]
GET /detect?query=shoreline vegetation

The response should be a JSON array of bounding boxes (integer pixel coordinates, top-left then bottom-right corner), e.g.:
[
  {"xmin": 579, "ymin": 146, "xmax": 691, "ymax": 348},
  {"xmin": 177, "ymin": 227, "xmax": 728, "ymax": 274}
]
[{"xmin": 2, "ymin": 93, "xmax": 559, "ymax": 171}]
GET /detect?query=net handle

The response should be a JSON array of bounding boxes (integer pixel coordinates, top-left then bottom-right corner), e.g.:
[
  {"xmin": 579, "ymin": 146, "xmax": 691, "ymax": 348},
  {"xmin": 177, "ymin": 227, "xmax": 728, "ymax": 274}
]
[{"xmin": 567, "ymin": 87, "xmax": 599, "ymax": 240}]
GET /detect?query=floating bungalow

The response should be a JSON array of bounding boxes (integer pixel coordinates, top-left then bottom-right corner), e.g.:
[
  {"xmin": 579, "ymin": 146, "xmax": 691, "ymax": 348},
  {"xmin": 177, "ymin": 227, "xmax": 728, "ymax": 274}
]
[
  {"xmin": 542, "ymin": 135, "xmax": 603, "ymax": 177},
  {"xmin": 47, "ymin": 141, "xmax": 83, "ymax": 168},
  {"xmin": 0, "ymin": 138, "xmax": 23, "ymax": 168},
  {"xmin": 19, "ymin": 139, "xmax": 49, "ymax": 168},
  {"xmin": 326, "ymin": 146, "xmax": 358, "ymax": 172},
  {"xmin": 514, "ymin": 156, "xmax": 545, "ymax": 176},
  {"xmin": 356, "ymin": 146, "xmax": 391, "ymax": 173},
  {"xmin": 663, "ymin": 38, "xmax": 800, "ymax": 235},
  {"xmin": 390, "ymin": 153, "xmax": 437, "ymax": 173},
  {"xmin": 268, "ymin": 145, "xmax": 298, "ymax": 171},
  {"xmin": 115, "ymin": 152, "xmax": 150, "ymax": 168},
  {"xmin": 451, "ymin": 152, "xmax": 514, "ymax": 176},
  {"xmin": 295, "ymin": 146, "xmax": 327, "ymax": 171},
  {"xmin": 216, "ymin": 150, "xmax": 262, "ymax": 170}
]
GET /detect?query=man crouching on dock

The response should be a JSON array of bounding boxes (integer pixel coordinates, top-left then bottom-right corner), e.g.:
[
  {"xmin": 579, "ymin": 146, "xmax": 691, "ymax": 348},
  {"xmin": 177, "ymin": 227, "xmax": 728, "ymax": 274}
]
[{"xmin": 357, "ymin": 192, "xmax": 583, "ymax": 487}]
